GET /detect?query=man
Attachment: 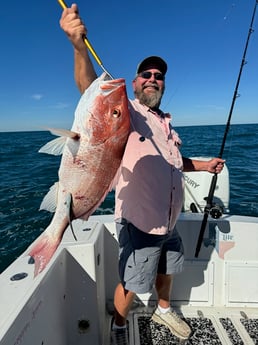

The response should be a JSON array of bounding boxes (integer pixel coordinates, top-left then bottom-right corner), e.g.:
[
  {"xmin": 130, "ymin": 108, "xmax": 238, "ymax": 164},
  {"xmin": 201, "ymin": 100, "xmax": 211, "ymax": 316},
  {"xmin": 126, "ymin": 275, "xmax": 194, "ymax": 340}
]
[{"xmin": 60, "ymin": 5, "xmax": 225, "ymax": 344}]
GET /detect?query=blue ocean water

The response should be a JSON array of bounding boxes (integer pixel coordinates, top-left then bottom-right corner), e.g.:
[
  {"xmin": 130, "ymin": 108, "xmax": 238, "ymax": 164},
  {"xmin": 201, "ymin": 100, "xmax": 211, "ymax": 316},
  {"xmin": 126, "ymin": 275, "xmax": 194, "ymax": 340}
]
[{"xmin": 0, "ymin": 124, "xmax": 258, "ymax": 273}]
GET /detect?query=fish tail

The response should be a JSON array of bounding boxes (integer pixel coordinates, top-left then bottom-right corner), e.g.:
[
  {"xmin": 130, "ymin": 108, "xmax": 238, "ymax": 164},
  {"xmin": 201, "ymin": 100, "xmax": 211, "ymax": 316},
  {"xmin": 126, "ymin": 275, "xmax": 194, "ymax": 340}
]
[{"xmin": 28, "ymin": 232, "xmax": 61, "ymax": 277}]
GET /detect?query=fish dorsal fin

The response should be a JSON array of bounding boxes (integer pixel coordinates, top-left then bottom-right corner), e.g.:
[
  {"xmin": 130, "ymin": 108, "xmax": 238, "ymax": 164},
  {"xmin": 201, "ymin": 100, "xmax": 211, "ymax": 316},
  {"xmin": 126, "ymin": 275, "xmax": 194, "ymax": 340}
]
[
  {"xmin": 39, "ymin": 137, "xmax": 67, "ymax": 156},
  {"xmin": 39, "ymin": 182, "xmax": 59, "ymax": 212}
]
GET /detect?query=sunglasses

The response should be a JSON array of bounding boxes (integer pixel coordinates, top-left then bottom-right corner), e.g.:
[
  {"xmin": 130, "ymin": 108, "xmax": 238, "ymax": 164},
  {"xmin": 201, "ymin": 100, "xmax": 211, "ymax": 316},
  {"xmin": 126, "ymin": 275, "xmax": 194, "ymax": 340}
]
[{"xmin": 138, "ymin": 71, "xmax": 165, "ymax": 81}]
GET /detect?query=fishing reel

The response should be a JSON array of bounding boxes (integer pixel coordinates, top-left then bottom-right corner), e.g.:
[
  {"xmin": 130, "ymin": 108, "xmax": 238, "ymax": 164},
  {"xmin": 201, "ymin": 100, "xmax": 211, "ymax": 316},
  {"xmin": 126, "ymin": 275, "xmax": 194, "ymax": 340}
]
[
  {"xmin": 203, "ymin": 198, "xmax": 223, "ymax": 219},
  {"xmin": 190, "ymin": 202, "xmax": 223, "ymax": 219},
  {"xmin": 209, "ymin": 204, "xmax": 223, "ymax": 219}
]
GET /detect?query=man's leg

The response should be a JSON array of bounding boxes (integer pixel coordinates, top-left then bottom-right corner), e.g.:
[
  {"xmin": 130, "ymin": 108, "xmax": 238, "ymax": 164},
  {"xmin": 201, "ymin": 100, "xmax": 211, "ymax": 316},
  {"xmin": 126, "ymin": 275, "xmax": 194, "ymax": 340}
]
[
  {"xmin": 155, "ymin": 273, "xmax": 173, "ymax": 308},
  {"xmin": 113, "ymin": 283, "xmax": 135, "ymax": 326},
  {"xmin": 152, "ymin": 273, "xmax": 191, "ymax": 339}
]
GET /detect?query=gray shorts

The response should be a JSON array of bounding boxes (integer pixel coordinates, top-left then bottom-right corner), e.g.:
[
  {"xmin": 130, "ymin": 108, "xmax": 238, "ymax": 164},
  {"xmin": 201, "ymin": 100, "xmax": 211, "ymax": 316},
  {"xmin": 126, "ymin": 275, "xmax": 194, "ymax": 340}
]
[{"xmin": 116, "ymin": 220, "xmax": 184, "ymax": 294}]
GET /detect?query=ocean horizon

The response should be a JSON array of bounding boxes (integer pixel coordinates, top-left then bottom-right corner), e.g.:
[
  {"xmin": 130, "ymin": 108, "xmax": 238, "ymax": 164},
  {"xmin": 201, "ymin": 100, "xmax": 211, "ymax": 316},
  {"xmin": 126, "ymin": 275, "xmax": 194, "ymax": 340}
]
[{"xmin": 1, "ymin": 121, "xmax": 258, "ymax": 133}]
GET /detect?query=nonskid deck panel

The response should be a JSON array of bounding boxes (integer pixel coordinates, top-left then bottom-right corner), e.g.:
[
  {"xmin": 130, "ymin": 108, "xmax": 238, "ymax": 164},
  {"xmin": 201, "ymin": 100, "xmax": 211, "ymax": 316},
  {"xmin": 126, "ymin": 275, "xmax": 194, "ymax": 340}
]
[{"xmin": 124, "ymin": 307, "xmax": 258, "ymax": 345}]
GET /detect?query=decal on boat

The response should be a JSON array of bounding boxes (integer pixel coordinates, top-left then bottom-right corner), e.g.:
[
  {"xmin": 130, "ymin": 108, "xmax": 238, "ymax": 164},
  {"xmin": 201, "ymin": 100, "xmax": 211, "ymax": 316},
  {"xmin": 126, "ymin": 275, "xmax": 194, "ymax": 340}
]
[
  {"xmin": 215, "ymin": 224, "xmax": 235, "ymax": 259},
  {"xmin": 184, "ymin": 175, "xmax": 200, "ymax": 189}
]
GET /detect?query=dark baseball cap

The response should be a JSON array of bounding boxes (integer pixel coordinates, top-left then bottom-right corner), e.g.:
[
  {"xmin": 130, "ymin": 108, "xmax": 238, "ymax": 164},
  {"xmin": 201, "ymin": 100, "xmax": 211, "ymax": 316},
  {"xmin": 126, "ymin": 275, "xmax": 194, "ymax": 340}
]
[{"xmin": 136, "ymin": 56, "xmax": 167, "ymax": 75}]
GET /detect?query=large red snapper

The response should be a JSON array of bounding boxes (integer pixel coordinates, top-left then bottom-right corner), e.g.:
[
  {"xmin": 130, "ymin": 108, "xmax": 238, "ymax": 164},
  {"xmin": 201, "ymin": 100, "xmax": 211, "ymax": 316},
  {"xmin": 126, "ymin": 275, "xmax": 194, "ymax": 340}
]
[{"xmin": 27, "ymin": 73, "xmax": 130, "ymax": 276}]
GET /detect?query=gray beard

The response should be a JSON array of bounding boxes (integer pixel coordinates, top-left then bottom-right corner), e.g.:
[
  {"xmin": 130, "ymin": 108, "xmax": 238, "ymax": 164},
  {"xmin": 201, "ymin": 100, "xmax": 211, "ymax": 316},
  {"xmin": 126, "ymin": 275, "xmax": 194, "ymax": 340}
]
[{"xmin": 134, "ymin": 89, "xmax": 163, "ymax": 109}]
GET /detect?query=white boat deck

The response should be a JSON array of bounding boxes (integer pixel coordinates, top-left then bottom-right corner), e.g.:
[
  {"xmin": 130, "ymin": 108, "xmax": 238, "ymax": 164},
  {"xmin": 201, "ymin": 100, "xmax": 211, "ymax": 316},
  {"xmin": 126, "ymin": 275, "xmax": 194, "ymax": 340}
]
[{"xmin": 0, "ymin": 213, "xmax": 258, "ymax": 344}]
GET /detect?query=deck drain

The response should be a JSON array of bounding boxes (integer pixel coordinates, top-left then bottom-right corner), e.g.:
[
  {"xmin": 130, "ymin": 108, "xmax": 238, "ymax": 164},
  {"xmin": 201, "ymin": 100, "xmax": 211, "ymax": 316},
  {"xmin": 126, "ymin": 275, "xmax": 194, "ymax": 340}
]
[
  {"xmin": 10, "ymin": 272, "xmax": 28, "ymax": 281},
  {"xmin": 78, "ymin": 319, "xmax": 90, "ymax": 333}
]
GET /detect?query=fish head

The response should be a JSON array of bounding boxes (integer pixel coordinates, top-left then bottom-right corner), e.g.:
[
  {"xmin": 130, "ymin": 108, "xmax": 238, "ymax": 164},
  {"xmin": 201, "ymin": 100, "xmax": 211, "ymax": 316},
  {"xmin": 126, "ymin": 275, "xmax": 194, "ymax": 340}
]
[
  {"xmin": 74, "ymin": 74, "xmax": 130, "ymax": 145},
  {"xmin": 88, "ymin": 77, "xmax": 130, "ymax": 144}
]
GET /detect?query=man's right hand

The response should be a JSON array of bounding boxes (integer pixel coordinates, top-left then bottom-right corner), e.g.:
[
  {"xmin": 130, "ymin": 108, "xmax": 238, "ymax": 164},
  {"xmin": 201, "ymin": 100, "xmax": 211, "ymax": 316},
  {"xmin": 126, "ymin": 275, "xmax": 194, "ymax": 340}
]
[{"xmin": 59, "ymin": 4, "xmax": 87, "ymax": 52}]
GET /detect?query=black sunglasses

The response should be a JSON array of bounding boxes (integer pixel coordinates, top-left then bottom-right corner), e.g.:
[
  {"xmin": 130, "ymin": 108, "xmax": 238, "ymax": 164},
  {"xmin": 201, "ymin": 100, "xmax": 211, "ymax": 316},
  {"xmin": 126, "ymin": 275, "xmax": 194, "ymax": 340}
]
[{"xmin": 138, "ymin": 71, "xmax": 165, "ymax": 81}]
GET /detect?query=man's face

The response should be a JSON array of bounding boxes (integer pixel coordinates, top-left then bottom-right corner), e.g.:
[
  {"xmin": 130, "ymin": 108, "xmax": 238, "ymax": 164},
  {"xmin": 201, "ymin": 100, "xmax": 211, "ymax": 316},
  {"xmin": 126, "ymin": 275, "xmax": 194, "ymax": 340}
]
[{"xmin": 133, "ymin": 68, "xmax": 165, "ymax": 109}]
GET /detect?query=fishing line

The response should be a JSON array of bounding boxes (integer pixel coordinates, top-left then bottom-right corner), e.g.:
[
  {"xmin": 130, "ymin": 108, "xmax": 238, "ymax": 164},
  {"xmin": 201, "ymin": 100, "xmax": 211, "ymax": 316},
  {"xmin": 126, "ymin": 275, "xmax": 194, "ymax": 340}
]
[
  {"xmin": 195, "ymin": 0, "xmax": 258, "ymax": 258},
  {"xmin": 222, "ymin": 128, "xmax": 233, "ymax": 161},
  {"xmin": 163, "ymin": 3, "xmax": 237, "ymax": 114},
  {"xmin": 57, "ymin": 0, "xmax": 114, "ymax": 79}
]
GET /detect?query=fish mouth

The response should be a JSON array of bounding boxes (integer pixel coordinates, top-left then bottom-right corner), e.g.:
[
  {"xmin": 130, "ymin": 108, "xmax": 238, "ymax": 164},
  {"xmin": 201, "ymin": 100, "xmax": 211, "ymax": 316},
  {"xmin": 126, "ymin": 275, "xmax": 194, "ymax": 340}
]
[{"xmin": 101, "ymin": 78, "xmax": 126, "ymax": 91}]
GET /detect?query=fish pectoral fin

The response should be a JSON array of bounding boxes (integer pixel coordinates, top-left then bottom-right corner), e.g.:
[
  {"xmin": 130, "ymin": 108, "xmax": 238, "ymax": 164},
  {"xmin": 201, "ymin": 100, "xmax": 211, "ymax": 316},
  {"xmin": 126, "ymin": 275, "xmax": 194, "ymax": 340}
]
[
  {"xmin": 47, "ymin": 128, "xmax": 80, "ymax": 140},
  {"xmin": 39, "ymin": 129, "xmax": 80, "ymax": 155},
  {"xmin": 39, "ymin": 137, "xmax": 67, "ymax": 156},
  {"xmin": 40, "ymin": 182, "xmax": 59, "ymax": 212}
]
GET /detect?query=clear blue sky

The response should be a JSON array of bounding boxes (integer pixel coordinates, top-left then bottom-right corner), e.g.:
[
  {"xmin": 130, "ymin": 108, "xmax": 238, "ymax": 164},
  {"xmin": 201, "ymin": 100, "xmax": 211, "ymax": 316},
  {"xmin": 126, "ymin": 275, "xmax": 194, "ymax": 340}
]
[{"xmin": 1, "ymin": 0, "xmax": 258, "ymax": 132}]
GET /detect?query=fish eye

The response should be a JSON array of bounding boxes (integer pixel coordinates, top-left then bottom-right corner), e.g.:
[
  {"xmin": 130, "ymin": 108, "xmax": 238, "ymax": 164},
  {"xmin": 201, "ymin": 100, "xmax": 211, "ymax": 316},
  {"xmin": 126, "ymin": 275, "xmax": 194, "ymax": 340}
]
[{"xmin": 112, "ymin": 109, "xmax": 121, "ymax": 118}]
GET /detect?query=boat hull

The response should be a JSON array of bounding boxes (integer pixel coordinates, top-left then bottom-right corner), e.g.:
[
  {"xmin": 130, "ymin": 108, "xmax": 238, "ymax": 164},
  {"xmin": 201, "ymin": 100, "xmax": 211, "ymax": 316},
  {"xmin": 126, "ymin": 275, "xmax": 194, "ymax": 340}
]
[{"xmin": 0, "ymin": 213, "xmax": 258, "ymax": 344}]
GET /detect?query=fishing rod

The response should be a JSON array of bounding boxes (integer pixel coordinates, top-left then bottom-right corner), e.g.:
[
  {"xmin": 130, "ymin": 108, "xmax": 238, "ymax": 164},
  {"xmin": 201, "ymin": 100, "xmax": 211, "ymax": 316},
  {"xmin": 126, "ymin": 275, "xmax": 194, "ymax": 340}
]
[
  {"xmin": 57, "ymin": 0, "xmax": 114, "ymax": 79},
  {"xmin": 195, "ymin": 0, "xmax": 258, "ymax": 258}
]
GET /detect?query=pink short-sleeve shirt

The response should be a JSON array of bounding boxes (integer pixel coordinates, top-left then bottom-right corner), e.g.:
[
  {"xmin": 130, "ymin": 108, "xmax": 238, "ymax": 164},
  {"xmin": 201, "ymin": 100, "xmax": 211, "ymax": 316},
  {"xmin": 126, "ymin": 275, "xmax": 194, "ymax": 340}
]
[{"xmin": 115, "ymin": 99, "xmax": 184, "ymax": 234}]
